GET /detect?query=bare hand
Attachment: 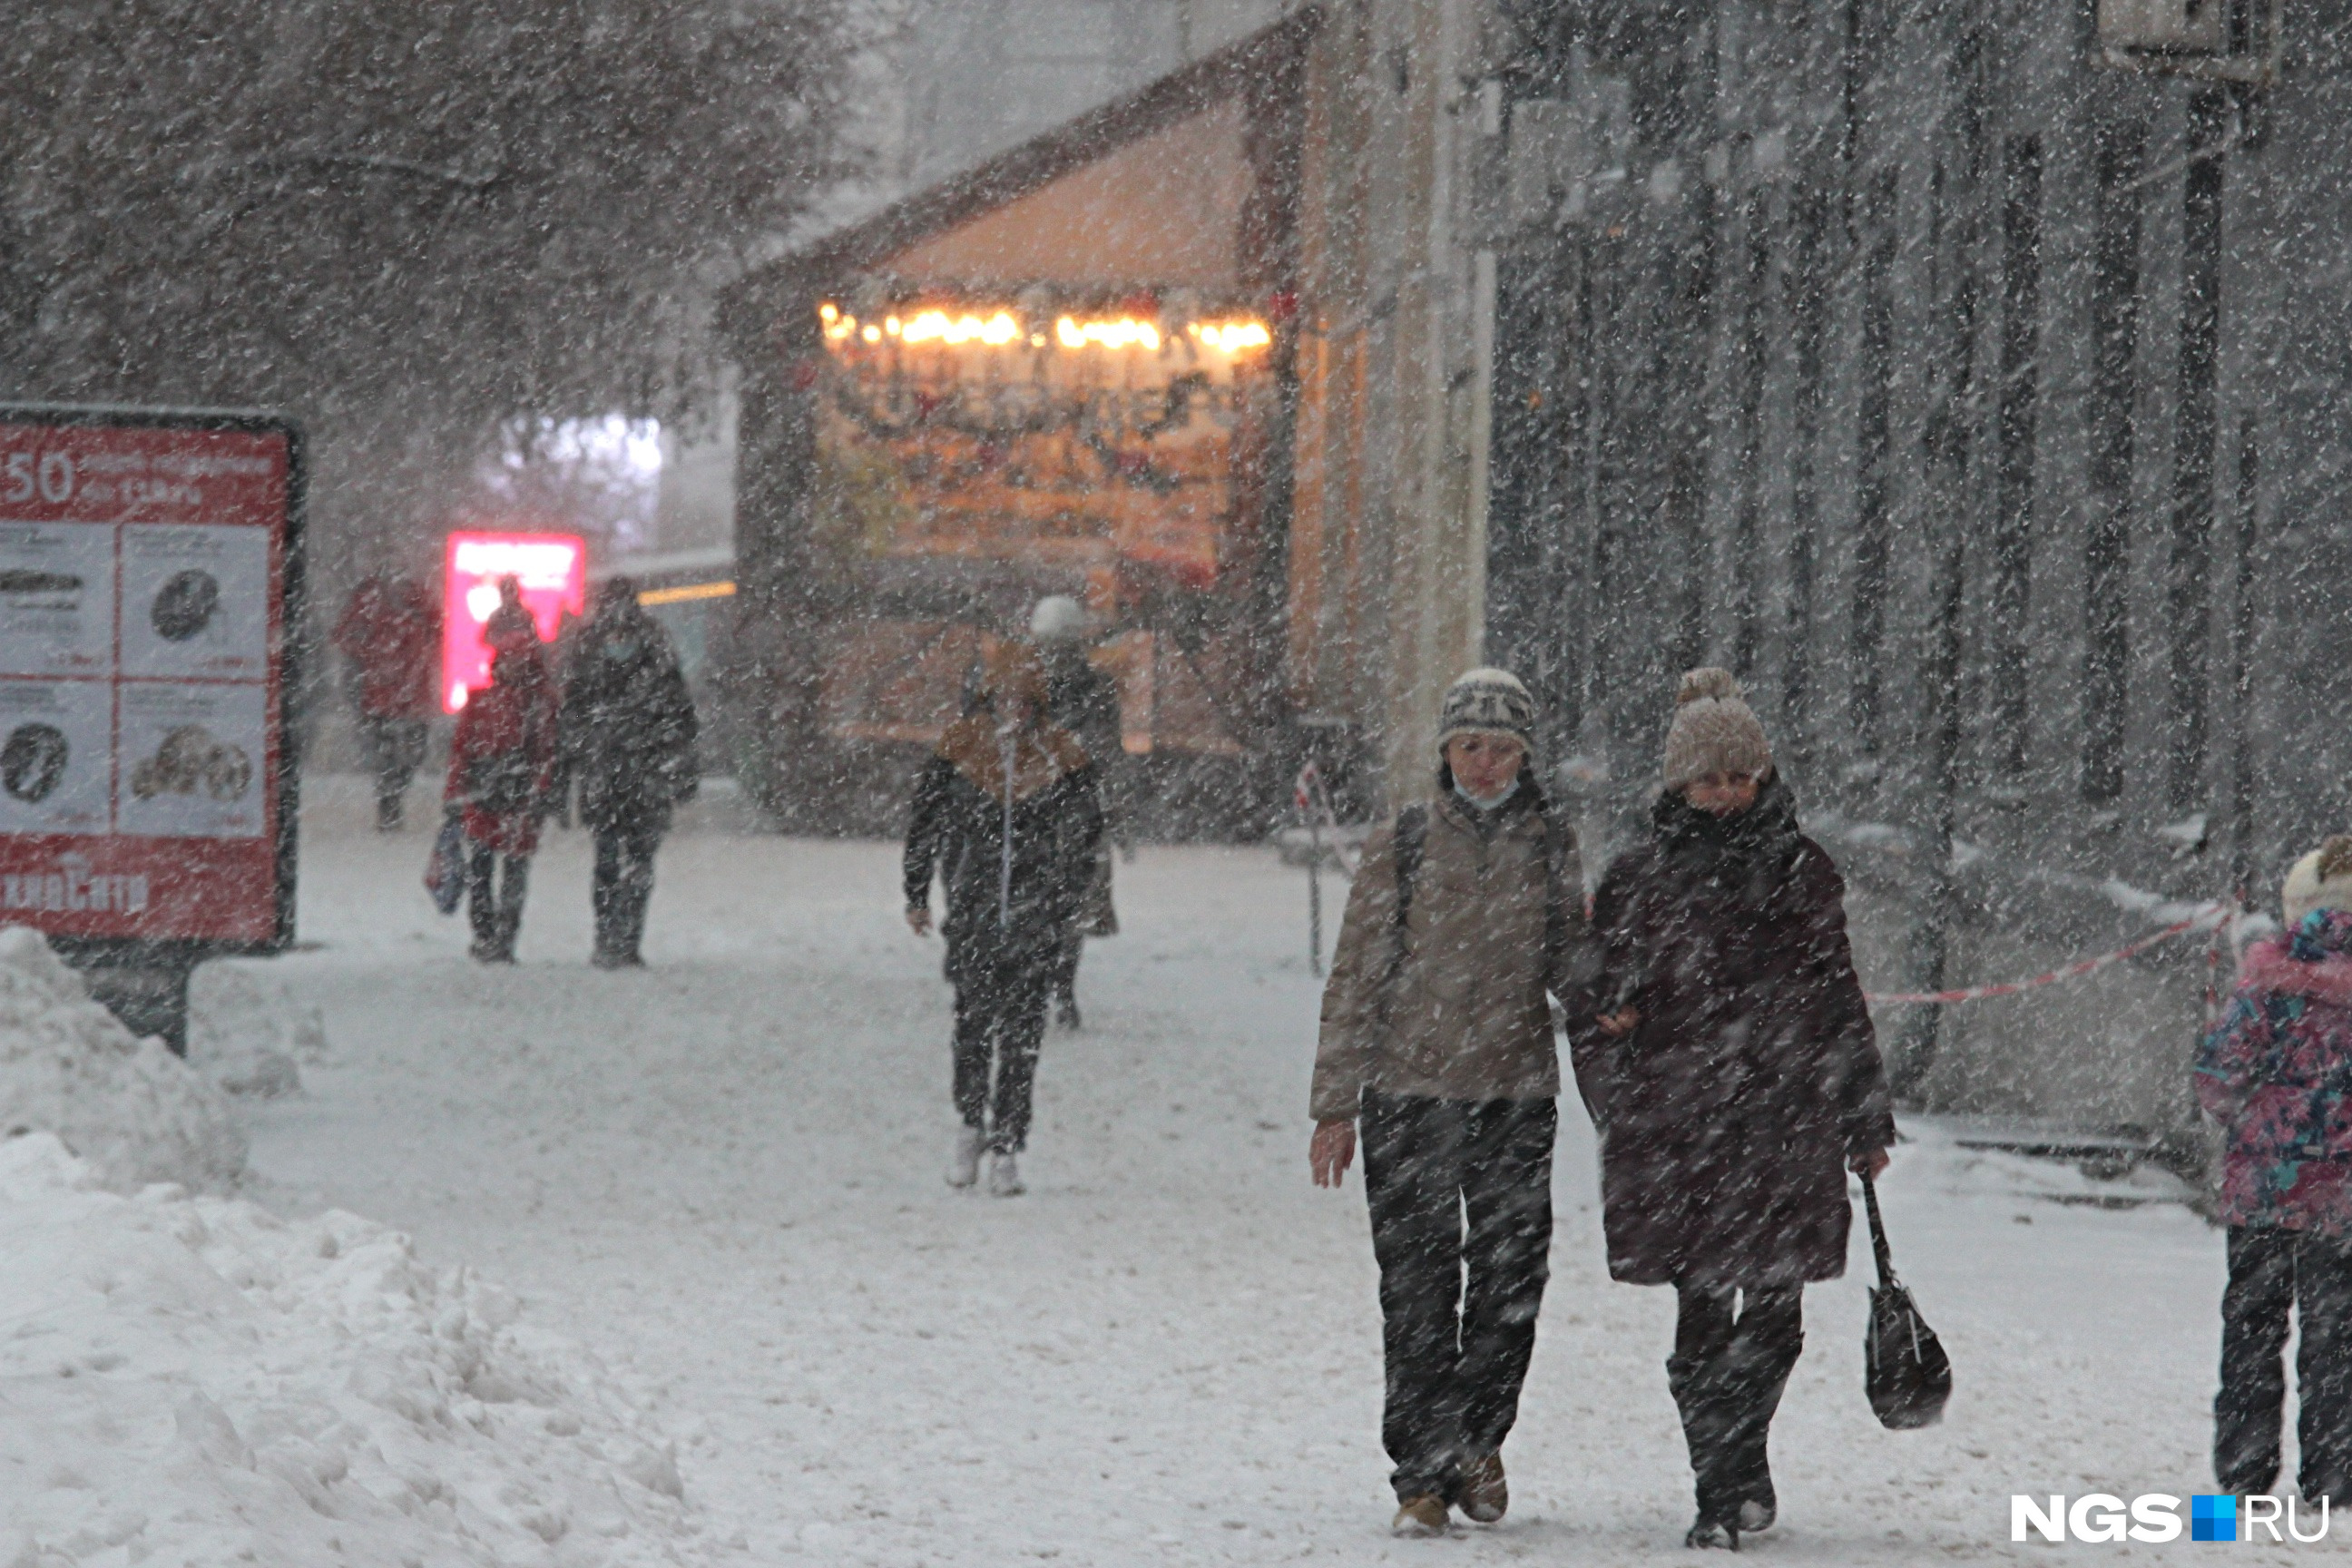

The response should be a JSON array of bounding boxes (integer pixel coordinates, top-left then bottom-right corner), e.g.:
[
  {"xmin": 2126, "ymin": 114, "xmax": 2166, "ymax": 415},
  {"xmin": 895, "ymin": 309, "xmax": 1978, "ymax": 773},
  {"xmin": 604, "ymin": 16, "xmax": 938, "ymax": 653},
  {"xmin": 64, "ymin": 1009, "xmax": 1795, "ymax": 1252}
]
[
  {"xmin": 1850, "ymin": 1148, "xmax": 1890, "ymax": 1180},
  {"xmin": 1596, "ymin": 1008, "xmax": 1640, "ymax": 1037},
  {"xmin": 906, "ymin": 906, "xmax": 932, "ymax": 936},
  {"xmin": 1310, "ymin": 1119, "xmax": 1356, "ymax": 1188}
]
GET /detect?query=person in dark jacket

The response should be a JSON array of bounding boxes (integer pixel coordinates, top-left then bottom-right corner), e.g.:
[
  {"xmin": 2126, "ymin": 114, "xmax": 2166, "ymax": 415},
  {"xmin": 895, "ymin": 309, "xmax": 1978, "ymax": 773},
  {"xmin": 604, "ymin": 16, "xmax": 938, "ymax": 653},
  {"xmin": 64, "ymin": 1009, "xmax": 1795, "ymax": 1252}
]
[
  {"xmin": 332, "ymin": 573, "xmax": 439, "ymax": 829},
  {"xmin": 445, "ymin": 642, "xmax": 559, "ymax": 964},
  {"xmin": 1030, "ymin": 595, "xmax": 1124, "ymax": 1029},
  {"xmin": 558, "ymin": 579, "xmax": 700, "ymax": 968},
  {"xmin": 482, "ymin": 573, "xmax": 537, "ymax": 658},
  {"xmin": 1571, "ymin": 667, "xmax": 1895, "ymax": 1551},
  {"xmin": 904, "ymin": 640, "xmax": 1104, "ymax": 1198}
]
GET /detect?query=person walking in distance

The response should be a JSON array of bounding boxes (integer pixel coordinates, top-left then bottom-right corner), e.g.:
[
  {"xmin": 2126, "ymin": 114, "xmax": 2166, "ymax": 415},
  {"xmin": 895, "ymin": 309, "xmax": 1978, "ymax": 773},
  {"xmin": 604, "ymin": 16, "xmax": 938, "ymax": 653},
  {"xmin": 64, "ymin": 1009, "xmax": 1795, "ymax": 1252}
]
[
  {"xmin": 331, "ymin": 573, "xmax": 439, "ymax": 830},
  {"xmin": 2198, "ymin": 838, "xmax": 2352, "ymax": 1507},
  {"xmin": 905, "ymin": 641, "xmax": 1104, "ymax": 1197},
  {"xmin": 1571, "ymin": 668, "xmax": 1894, "ymax": 1550},
  {"xmin": 1030, "ymin": 595, "xmax": 1125, "ymax": 1030},
  {"xmin": 557, "ymin": 580, "xmax": 700, "ymax": 968},
  {"xmin": 444, "ymin": 636, "xmax": 558, "ymax": 964},
  {"xmin": 1309, "ymin": 667, "xmax": 1592, "ymax": 1536}
]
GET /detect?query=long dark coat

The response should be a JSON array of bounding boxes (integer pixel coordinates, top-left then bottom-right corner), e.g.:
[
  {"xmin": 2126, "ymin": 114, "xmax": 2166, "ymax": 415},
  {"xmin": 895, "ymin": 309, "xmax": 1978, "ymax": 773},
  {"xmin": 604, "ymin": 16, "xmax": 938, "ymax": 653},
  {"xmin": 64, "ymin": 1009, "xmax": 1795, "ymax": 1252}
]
[
  {"xmin": 557, "ymin": 608, "xmax": 700, "ymax": 835},
  {"xmin": 903, "ymin": 709, "xmax": 1104, "ymax": 985},
  {"xmin": 1570, "ymin": 779, "xmax": 1894, "ymax": 1287}
]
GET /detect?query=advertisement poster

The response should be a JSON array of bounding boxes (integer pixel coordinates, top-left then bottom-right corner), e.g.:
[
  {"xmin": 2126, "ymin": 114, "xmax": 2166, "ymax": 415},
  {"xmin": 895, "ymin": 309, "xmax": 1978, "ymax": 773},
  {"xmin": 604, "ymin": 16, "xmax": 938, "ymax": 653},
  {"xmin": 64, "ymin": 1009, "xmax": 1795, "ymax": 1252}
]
[
  {"xmin": 0, "ymin": 681, "xmax": 112, "ymax": 836},
  {"xmin": 0, "ymin": 408, "xmax": 299, "ymax": 946},
  {"xmin": 0, "ymin": 523, "xmax": 118, "ymax": 677},
  {"xmin": 117, "ymin": 524, "xmax": 271, "ymax": 681}
]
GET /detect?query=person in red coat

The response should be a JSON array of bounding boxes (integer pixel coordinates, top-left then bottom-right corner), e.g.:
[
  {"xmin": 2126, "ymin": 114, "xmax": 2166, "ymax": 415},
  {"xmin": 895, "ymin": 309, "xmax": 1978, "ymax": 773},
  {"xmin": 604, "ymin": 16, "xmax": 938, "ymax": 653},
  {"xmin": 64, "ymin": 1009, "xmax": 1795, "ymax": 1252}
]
[
  {"xmin": 331, "ymin": 574, "xmax": 439, "ymax": 829},
  {"xmin": 444, "ymin": 642, "xmax": 558, "ymax": 963}
]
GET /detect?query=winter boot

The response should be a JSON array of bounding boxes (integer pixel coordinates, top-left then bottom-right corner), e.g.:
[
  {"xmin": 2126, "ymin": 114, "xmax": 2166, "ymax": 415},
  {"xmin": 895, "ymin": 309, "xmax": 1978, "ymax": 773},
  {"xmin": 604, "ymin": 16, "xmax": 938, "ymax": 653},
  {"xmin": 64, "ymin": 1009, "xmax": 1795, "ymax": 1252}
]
[
  {"xmin": 1668, "ymin": 1353, "xmax": 1743, "ymax": 1548},
  {"xmin": 987, "ymin": 1151, "xmax": 1025, "ymax": 1197},
  {"xmin": 1458, "ymin": 1451, "xmax": 1508, "ymax": 1524},
  {"xmin": 1683, "ymin": 1514, "xmax": 1740, "ymax": 1551},
  {"xmin": 1391, "ymin": 1495, "xmax": 1449, "ymax": 1536},
  {"xmin": 947, "ymin": 1127, "xmax": 984, "ymax": 1189},
  {"xmin": 1721, "ymin": 1328, "xmax": 1800, "ymax": 1534}
]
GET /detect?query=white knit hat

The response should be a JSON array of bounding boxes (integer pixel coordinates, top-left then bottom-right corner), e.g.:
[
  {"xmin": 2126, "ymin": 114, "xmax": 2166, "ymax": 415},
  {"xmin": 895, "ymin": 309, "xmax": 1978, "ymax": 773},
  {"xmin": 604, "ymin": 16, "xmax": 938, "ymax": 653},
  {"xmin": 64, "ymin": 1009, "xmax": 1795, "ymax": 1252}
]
[
  {"xmin": 2282, "ymin": 837, "xmax": 2352, "ymax": 927},
  {"xmin": 1436, "ymin": 667, "xmax": 1537, "ymax": 754},
  {"xmin": 1028, "ymin": 595, "xmax": 1089, "ymax": 642},
  {"xmin": 1661, "ymin": 667, "xmax": 1774, "ymax": 789}
]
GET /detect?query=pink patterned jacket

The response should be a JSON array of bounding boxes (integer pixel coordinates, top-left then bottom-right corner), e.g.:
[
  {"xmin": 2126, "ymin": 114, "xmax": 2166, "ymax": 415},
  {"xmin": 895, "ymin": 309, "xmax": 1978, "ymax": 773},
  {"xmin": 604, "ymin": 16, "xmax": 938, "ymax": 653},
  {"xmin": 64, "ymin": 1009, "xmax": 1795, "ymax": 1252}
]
[{"xmin": 2196, "ymin": 911, "xmax": 2352, "ymax": 1235}]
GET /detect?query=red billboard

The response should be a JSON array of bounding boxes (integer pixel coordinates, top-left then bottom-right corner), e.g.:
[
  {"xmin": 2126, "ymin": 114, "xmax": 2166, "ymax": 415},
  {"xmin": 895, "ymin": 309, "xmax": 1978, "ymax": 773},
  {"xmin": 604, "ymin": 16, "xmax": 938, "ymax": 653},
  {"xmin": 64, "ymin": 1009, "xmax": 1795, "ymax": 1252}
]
[
  {"xmin": 441, "ymin": 531, "xmax": 584, "ymax": 711},
  {"xmin": 0, "ymin": 407, "xmax": 301, "ymax": 948}
]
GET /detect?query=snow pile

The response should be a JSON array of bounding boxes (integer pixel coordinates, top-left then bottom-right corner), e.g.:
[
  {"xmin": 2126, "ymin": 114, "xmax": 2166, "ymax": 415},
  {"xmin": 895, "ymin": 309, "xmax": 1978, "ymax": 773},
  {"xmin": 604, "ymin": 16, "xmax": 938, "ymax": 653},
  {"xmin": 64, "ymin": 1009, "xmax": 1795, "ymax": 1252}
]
[
  {"xmin": 0, "ymin": 926, "xmax": 244, "ymax": 1191},
  {"xmin": 0, "ymin": 1132, "xmax": 724, "ymax": 1567},
  {"xmin": 190, "ymin": 961, "xmax": 326, "ymax": 1099}
]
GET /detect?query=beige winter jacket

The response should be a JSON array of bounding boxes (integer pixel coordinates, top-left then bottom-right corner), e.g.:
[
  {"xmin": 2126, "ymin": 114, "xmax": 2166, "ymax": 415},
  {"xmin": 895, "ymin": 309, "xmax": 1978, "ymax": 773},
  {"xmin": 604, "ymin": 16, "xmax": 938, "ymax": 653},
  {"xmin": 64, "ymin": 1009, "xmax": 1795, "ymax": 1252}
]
[{"xmin": 1309, "ymin": 789, "xmax": 1593, "ymax": 1121}]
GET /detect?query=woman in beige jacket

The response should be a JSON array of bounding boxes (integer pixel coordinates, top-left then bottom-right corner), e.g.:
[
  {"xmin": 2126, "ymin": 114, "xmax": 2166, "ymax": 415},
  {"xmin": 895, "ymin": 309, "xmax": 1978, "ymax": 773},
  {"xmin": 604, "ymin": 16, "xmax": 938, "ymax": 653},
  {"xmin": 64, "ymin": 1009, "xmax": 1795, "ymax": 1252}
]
[{"xmin": 1309, "ymin": 667, "xmax": 1592, "ymax": 1535}]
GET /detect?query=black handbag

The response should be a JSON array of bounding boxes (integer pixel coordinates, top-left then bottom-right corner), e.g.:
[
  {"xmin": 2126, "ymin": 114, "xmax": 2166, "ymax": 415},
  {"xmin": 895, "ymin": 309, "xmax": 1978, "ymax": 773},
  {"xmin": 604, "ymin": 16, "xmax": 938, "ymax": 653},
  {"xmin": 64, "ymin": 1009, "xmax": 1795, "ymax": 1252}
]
[{"xmin": 1861, "ymin": 1170, "xmax": 1952, "ymax": 1429}]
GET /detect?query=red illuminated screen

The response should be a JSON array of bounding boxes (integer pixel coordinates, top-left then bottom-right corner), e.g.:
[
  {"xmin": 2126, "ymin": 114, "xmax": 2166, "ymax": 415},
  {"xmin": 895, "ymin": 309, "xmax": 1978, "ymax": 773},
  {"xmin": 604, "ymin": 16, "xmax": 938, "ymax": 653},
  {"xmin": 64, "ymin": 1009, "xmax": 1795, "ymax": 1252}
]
[
  {"xmin": 0, "ymin": 415, "xmax": 292, "ymax": 945},
  {"xmin": 441, "ymin": 533, "xmax": 584, "ymax": 711}
]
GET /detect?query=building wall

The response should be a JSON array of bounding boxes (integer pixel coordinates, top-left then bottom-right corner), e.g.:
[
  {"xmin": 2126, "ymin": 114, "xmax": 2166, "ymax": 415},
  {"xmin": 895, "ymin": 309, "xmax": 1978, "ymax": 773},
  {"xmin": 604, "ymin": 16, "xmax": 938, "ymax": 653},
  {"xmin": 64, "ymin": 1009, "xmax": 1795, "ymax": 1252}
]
[
  {"xmin": 1289, "ymin": 0, "xmax": 1508, "ymax": 808},
  {"xmin": 1481, "ymin": 0, "xmax": 2329, "ymax": 1132}
]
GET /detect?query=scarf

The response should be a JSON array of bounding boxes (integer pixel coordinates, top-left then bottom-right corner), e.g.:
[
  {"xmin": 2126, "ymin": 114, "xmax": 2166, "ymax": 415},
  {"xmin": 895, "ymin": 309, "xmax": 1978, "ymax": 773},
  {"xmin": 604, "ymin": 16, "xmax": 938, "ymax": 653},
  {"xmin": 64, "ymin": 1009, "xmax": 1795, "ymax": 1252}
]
[{"xmin": 1651, "ymin": 773, "xmax": 1804, "ymax": 897}]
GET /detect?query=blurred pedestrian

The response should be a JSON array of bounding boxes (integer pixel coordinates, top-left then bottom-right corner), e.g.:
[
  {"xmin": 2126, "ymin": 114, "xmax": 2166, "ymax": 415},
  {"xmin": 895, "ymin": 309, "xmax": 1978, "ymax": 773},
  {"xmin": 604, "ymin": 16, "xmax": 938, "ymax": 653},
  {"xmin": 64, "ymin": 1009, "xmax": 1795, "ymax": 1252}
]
[
  {"xmin": 1309, "ymin": 667, "xmax": 1592, "ymax": 1536},
  {"xmin": 2198, "ymin": 838, "xmax": 2352, "ymax": 1506},
  {"xmin": 904, "ymin": 641, "xmax": 1103, "ymax": 1198},
  {"xmin": 331, "ymin": 573, "xmax": 438, "ymax": 829},
  {"xmin": 1030, "ymin": 594, "xmax": 1124, "ymax": 1030},
  {"xmin": 1571, "ymin": 667, "xmax": 1893, "ymax": 1550},
  {"xmin": 558, "ymin": 580, "xmax": 699, "ymax": 969},
  {"xmin": 444, "ymin": 640, "xmax": 558, "ymax": 964},
  {"xmin": 483, "ymin": 573, "xmax": 537, "ymax": 655}
]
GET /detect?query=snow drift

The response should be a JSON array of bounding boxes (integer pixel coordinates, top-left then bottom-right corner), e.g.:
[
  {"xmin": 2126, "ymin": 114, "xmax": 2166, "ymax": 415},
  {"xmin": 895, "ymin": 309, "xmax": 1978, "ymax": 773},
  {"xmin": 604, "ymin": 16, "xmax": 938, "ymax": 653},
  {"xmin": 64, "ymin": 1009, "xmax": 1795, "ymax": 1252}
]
[
  {"xmin": 190, "ymin": 960, "xmax": 324, "ymax": 1099},
  {"xmin": 0, "ymin": 925, "xmax": 244, "ymax": 1191},
  {"xmin": 0, "ymin": 1132, "xmax": 723, "ymax": 1566}
]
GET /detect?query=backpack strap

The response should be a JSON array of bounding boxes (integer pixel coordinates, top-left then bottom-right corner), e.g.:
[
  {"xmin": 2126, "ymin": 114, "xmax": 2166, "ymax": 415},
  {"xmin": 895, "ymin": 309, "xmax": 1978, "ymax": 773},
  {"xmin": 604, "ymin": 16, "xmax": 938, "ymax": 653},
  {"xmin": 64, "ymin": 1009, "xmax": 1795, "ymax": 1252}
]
[{"xmin": 1392, "ymin": 804, "xmax": 1428, "ymax": 948}]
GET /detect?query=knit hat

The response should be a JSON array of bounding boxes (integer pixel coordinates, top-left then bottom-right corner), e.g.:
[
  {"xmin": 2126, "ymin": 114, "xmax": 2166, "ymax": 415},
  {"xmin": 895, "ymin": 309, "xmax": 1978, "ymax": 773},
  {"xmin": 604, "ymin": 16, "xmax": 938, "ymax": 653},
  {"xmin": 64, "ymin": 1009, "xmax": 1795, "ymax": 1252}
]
[
  {"xmin": 1436, "ymin": 667, "xmax": 1537, "ymax": 755},
  {"xmin": 1661, "ymin": 667, "xmax": 1774, "ymax": 789},
  {"xmin": 1029, "ymin": 595, "xmax": 1089, "ymax": 643},
  {"xmin": 2282, "ymin": 837, "xmax": 2352, "ymax": 927}
]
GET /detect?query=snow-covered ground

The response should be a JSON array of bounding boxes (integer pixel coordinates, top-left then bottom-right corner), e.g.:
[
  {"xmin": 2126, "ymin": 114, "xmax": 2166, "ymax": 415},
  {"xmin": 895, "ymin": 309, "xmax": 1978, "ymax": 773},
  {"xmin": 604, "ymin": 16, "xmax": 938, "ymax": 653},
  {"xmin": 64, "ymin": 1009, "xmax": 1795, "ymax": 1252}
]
[{"xmin": 74, "ymin": 779, "xmax": 2305, "ymax": 1561}]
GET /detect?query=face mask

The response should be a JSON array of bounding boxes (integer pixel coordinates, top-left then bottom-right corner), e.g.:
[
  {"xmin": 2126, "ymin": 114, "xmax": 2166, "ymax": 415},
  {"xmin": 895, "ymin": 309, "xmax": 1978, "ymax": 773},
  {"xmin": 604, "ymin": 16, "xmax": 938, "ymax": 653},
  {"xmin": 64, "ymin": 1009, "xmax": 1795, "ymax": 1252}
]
[{"xmin": 1455, "ymin": 779, "xmax": 1517, "ymax": 812}]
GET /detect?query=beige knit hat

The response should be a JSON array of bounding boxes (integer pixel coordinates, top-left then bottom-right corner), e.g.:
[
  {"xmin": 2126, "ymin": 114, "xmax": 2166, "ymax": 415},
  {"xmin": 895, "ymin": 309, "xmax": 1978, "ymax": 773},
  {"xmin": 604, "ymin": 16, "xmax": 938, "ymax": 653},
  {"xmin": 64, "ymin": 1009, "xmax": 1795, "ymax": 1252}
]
[
  {"xmin": 1661, "ymin": 667, "xmax": 1774, "ymax": 789},
  {"xmin": 2282, "ymin": 837, "xmax": 2352, "ymax": 927},
  {"xmin": 1436, "ymin": 667, "xmax": 1537, "ymax": 755}
]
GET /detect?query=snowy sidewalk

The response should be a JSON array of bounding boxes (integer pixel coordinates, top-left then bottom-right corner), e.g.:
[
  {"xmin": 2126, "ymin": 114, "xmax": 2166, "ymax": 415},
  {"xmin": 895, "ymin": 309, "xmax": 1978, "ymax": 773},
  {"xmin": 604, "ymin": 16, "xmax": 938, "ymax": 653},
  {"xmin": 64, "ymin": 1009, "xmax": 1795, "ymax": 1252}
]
[{"xmin": 241, "ymin": 784, "xmax": 2285, "ymax": 1563}]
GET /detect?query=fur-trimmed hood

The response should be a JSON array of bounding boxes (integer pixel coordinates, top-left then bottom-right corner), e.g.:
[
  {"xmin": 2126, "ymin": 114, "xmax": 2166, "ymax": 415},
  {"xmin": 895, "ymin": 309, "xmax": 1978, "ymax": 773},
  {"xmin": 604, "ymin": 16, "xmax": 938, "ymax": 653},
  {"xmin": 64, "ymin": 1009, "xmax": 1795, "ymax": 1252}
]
[{"xmin": 936, "ymin": 711, "xmax": 1089, "ymax": 803}]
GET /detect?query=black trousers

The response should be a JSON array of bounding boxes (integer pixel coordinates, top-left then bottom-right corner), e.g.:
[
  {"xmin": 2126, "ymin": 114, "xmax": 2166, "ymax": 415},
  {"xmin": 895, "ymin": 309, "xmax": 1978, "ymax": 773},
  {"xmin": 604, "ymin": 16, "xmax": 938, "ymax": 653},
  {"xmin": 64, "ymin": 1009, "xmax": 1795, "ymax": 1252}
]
[
  {"xmin": 1669, "ymin": 1282, "xmax": 1805, "ymax": 1523},
  {"xmin": 952, "ymin": 959, "xmax": 1052, "ymax": 1153},
  {"xmin": 359, "ymin": 716, "xmax": 426, "ymax": 828},
  {"xmin": 1359, "ymin": 1090, "xmax": 1557, "ymax": 1504},
  {"xmin": 592, "ymin": 822, "xmax": 662, "ymax": 961},
  {"xmin": 2217, "ymin": 1225, "xmax": 2352, "ymax": 1502},
  {"xmin": 1048, "ymin": 930, "xmax": 1083, "ymax": 1006},
  {"xmin": 466, "ymin": 842, "xmax": 530, "ymax": 957}
]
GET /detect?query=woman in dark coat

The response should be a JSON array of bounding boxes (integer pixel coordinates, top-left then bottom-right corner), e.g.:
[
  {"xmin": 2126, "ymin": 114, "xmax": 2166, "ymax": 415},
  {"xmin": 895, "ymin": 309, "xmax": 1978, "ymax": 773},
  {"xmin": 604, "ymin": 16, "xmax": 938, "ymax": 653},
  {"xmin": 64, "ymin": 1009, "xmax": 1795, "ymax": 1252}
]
[
  {"xmin": 444, "ymin": 642, "xmax": 559, "ymax": 964},
  {"xmin": 558, "ymin": 579, "xmax": 700, "ymax": 968},
  {"xmin": 904, "ymin": 640, "xmax": 1104, "ymax": 1198},
  {"xmin": 1571, "ymin": 667, "xmax": 1895, "ymax": 1550}
]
